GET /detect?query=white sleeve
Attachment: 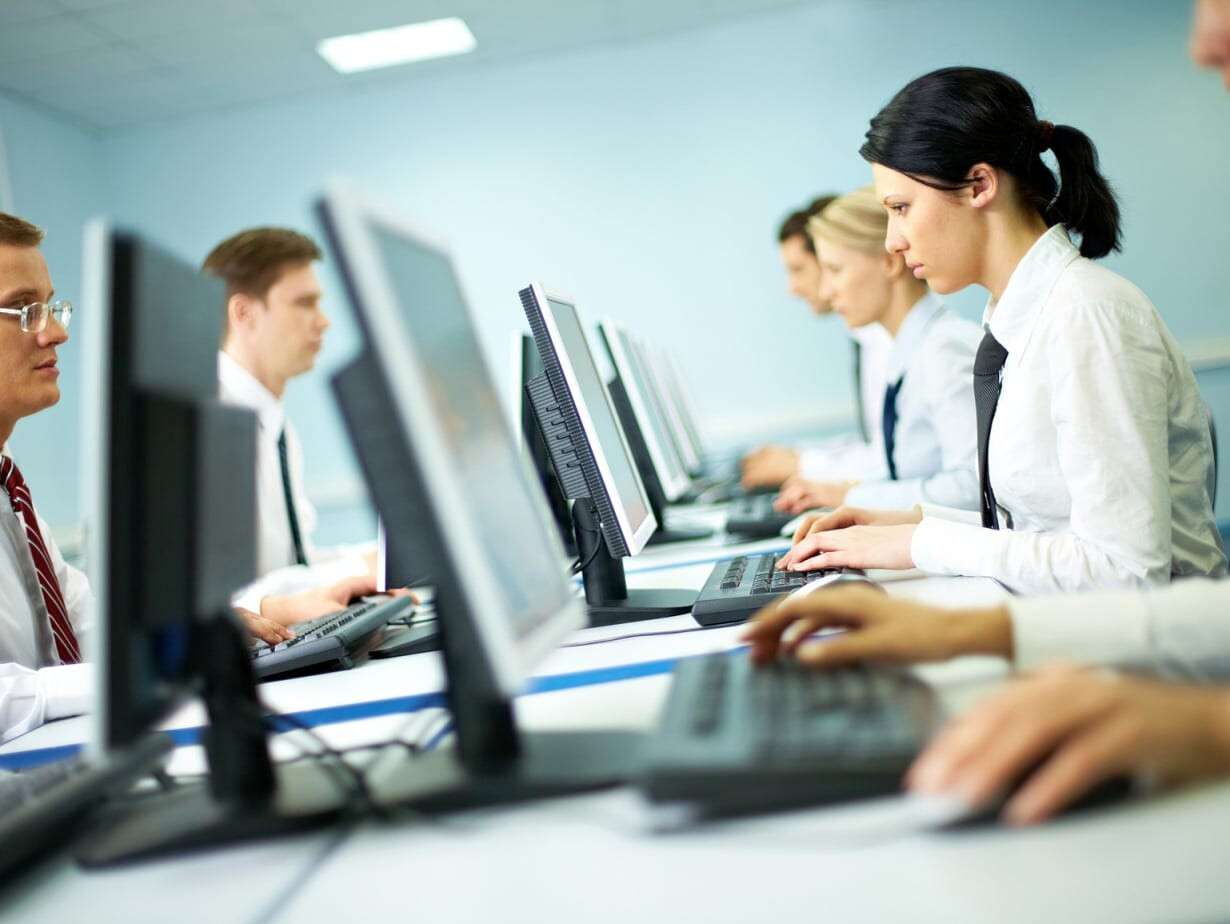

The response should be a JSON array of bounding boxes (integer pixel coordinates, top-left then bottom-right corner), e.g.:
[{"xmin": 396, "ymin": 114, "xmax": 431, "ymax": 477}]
[
  {"xmin": 916, "ymin": 303, "xmax": 1173, "ymax": 594},
  {"xmin": 1010, "ymin": 578, "xmax": 1230, "ymax": 681},
  {"xmin": 230, "ymin": 550, "xmax": 373, "ymax": 615},
  {"xmin": 798, "ymin": 440, "xmax": 888, "ymax": 483},
  {"xmin": 0, "ymin": 662, "xmax": 93, "ymax": 744}
]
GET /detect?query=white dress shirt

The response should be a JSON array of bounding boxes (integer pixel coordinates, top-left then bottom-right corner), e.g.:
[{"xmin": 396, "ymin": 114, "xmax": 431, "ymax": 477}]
[
  {"xmin": 911, "ymin": 226, "xmax": 1225, "ymax": 594},
  {"xmin": 843, "ymin": 292, "xmax": 981, "ymax": 510},
  {"xmin": 0, "ymin": 450, "xmax": 94, "ymax": 743},
  {"xmin": 218, "ymin": 352, "xmax": 370, "ymax": 613},
  {"xmin": 797, "ymin": 322, "xmax": 893, "ymax": 481},
  {"xmin": 1009, "ymin": 578, "xmax": 1230, "ymax": 682}
]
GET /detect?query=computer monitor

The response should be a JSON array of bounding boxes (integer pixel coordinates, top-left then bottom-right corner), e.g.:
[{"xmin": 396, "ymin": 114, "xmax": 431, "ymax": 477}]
[
  {"xmin": 595, "ymin": 320, "xmax": 689, "ymax": 502},
  {"xmin": 519, "ymin": 285, "xmax": 696, "ymax": 623},
  {"xmin": 320, "ymin": 187, "xmax": 643, "ymax": 805},
  {"xmin": 594, "ymin": 320, "xmax": 712, "ymax": 542},
  {"xmin": 512, "ymin": 333, "xmax": 575, "ymax": 554},
  {"xmin": 76, "ymin": 222, "xmax": 346, "ymax": 867},
  {"xmin": 660, "ymin": 352, "xmax": 709, "ymax": 472},
  {"xmin": 635, "ymin": 338, "xmax": 705, "ymax": 477}
]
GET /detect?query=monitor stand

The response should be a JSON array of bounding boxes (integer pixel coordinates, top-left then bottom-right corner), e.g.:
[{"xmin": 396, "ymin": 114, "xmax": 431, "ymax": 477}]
[
  {"xmin": 76, "ymin": 614, "xmax": 351, "ymax": 868},
  {"xmin": 369, "ymin": 689, "xmax": 645, "ymax": 812},
  {"xmin": 572, "ymin": 498, "xmax": 696, "ymax": 626}
]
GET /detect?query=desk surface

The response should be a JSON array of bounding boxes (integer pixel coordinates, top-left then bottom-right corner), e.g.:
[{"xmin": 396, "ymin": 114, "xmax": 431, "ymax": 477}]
[{"xmin": 10, "ymin": 524, "xmax": 1221, "ymax": 924}]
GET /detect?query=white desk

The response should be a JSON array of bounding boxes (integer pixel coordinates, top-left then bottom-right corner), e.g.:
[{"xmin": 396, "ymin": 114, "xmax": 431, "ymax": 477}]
[{"xmin": 12, "ymin": 529, "xmax": 1222, "ymax": 923}]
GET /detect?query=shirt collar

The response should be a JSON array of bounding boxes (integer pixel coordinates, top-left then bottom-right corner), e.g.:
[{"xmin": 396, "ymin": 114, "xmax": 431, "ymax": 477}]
[
  {"xmin": 218, "ymin": 350, "xmax": 284, "ymax": 434},
  {"xmin": 886, "ymin": 289, "xmax": 944, "ymax": 381},
  {"xmin": 982, "ymin": 224, "xmax": 1079, "ymax": 354}
]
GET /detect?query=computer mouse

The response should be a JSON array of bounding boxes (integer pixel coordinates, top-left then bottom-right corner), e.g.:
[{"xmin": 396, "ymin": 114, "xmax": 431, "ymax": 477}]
[
  {"xmin": 939, "ymin": 772, "xmax": 1136, "ymax": 829},
  {"xmin": 782, "ymin": 570, "xmax": 886, "ymax": 603}
]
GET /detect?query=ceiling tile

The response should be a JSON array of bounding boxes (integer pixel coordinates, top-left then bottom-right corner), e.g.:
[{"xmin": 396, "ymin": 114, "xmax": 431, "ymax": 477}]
[
  {"xmin": 0, "ymin": 15, "xmax": 112, "ymax": 63},
  {"xmin": 80, "ymin": 0, "xmax": 270, "ymax": 41},
  {"xmin": 0, "ymin": 44, "xmax": 154, "ymax": 94},
  {"xmin": 0, "ymin": 0, "xmax": 64, "ymax": 26}
]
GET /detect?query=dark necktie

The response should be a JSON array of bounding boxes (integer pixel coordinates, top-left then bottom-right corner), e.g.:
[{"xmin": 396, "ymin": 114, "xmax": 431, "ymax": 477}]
[
  {"xmin": 881, "ymin": 375, "xmax": 905, "ymax": 481},
  {"xmin": 973, "ymin": 332, "xmax": 1010, "ymax": 529},
  {"xmin": 851, "ymin": 339, "xmax": 869, "ymax": 443},
  {"xmin": 0, "ymin": 456, "xmax": 82, "ymax": 664},
  {"xmin": 277, "ymin": 429, "xmax": 308, "ymax": 566}
]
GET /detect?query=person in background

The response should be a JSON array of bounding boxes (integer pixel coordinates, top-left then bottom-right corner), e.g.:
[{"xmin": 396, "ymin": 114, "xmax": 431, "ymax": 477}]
[
  {"xmin": 777, "ymin": 66, "xmax": 1224, "ymax": 596},
  {"xmin": 202, "ymin": 228, "xmax": 376, "ymax": 616},
  {"xmin": 773, "ymin": 185, "xmax": 981, "ymax": 514},
  {"xmin": 0, "ymin": 212, "xmax": 375, "ymax": 744},
  {"xmin": 740, "ymin": 196, "xmax": 892, "ymax": 490},
  {"xmin": 744, "ymin": 3, "xmax": 1230, "ymax": 825}
]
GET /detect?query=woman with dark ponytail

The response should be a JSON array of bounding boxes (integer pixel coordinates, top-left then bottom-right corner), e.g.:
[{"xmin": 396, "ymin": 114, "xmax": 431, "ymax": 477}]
[{"xmin": 779, "ymin": 67, "xmax": 1224, "ymax": 595}]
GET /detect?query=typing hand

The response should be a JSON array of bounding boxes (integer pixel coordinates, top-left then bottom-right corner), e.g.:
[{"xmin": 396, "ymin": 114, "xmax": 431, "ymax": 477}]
[
  {"xmin": 238, "ymin": 610, "xmax": 295, "ymax": 646},
  {"xmin": 790, "ymin": 504, "xmax": 922, "ymax": 544},
  {"xmin": 740, "ymin": 585, "xmax": 1010, "ymax": 667},
  {"xmin": 773, "ymin": 477, "xmax": 855, "ymax": 514},
  {"xmin": 908, "ymin": 665, "xmax": 1230, "ymax": 825},
  {"xmin": 776, "ymin": 523, "xmax": 918, "ymax": 572},
  {"xmin": 740, "ymin": 445, "xmax": 799, "ymax": 490},
  {"xmin": 261, "ymin": 575, "xmax": 381, "ymax": 627}
]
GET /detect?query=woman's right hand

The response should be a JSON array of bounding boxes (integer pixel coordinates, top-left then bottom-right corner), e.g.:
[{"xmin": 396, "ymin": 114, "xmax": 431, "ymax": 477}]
[
  {"xmin": 740, "ymin": 584, "xmax": 1012, "ymax": 668},
  {"xmin": 790, "ymin": 504, "xmax": 923, "ymax": 544}
]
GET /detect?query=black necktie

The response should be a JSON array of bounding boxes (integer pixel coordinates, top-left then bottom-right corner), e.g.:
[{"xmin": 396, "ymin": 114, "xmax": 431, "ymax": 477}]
[
  {"xmin": 881, "ymin": 375, "xmax": 905, "ymax": 481},
  {"xmin": 277, "ymin": 428, "xmax": 308, "ymax": 566},
  {"xmin": 851, "ymin": 339, "xmax": 869, "ymax": 443},
  {"xmin": 973, "ymin": 332, "xmax": 1010, "ymax": 529}
]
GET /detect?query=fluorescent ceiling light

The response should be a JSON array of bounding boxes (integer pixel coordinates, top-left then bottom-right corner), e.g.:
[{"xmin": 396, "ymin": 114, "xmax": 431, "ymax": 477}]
[{"xmin": 318, "ymin": 17, "xmax": 477, "ymax": 74}]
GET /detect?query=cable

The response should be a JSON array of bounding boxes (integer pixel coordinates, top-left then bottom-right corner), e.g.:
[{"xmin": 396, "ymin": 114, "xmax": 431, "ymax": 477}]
[
  {"xmin": 570, "ymin": 539, "xmax": 603, "ymax": 575},
  {"xmin": 561, "ymin": 624, "xmax": 719, "ymax": 648}
]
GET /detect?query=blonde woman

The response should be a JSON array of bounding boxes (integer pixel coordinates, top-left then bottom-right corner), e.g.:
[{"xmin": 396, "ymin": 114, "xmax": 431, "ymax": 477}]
[{"xmin": 774, "ymin": 186, "xmax": 982, "ymax": 515}]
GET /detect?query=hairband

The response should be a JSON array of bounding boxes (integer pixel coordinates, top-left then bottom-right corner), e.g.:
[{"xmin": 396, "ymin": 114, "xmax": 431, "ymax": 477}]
[{"xmin": 1037, "ymin": 120, "xmax": 1055, "ymax": 152}]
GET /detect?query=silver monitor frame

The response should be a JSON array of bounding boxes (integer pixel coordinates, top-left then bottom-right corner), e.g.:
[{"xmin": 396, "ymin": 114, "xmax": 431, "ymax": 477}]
[
  {"xmin": 525, "ymin": 283, "xmax": 657, "ymax": 557},
  {"xmin": 323, "ymin": 186, "xmax": 582, "ymax": 695},
  {"xmin": 597, "ymin": 318, "xmax": 690, "ymax": 502}
]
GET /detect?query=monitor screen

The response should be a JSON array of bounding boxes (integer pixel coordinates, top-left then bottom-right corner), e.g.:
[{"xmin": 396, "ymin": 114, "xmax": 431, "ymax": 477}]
[
  {"xmin": 599, "ymin": 320, "xmax": 689, "ymax": 501},
  {"xmin": 528, "ymin": 288, "xmax": 655, "ymax": 556},
  {"xmin": 329, "ymin": 199, "xmax": 581, "ymax": 689},
  {"xmin": 635, "ymin": 338, "xmax": 703, "ymax": 475}
]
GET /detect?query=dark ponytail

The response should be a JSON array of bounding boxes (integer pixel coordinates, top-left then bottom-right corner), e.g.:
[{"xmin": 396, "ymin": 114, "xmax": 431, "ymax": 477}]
[{"xmin": 859, "ymin": 67, "xmax": 1121, "ymax": 259}]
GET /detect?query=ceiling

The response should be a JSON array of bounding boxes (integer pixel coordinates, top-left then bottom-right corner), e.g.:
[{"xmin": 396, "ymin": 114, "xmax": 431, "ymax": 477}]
[{"xmin": 0, "ymin": 0, "xmax": 812, "ymax": 131}]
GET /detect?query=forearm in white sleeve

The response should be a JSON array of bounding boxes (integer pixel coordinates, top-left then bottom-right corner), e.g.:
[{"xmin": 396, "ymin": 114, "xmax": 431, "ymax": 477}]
[
  {"xmin": 1010, "ymin": 578, "xmax": 1230, "ymax": 681},
  {"xmin": 0, "ymin": 662, "xmax": 93, "ymax": 744}
]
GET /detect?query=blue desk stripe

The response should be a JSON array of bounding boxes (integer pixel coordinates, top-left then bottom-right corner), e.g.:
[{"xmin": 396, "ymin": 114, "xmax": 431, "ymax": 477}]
[{"xmin": 0, "ymin": 648, "xmax": 746, "ymax": 770}]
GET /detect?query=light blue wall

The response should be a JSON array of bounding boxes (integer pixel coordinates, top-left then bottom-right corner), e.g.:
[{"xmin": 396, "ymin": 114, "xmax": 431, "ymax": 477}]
[
  {"xmin": 0, "ymin": 93, "xmax": 104, "ymax": 527},
  {"xmin": 6, "ymin": 0, "xmax": 1230, "ymax": 537}
]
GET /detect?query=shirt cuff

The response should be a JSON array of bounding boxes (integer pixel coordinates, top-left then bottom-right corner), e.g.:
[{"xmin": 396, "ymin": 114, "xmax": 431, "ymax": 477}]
[
  {"xmin": 919, "ymin": 503, "xmax": 983, "ymax": 525},
  {"xmin": 911, "ymin": 515, "xmax": 1008, "ymax": 577},
  {"xmin": 41, "ymin": 662, "xmax": 94, "ymax": 721},
  {"xmin": 1009, "ymin": 591, "xmax": 1153, "ymax": 671}
]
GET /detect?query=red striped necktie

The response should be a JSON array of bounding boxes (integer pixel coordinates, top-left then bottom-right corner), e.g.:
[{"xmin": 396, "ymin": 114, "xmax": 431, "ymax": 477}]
[{"xmin": 0, "ymin": 456, "xmax": 82, "ymax": 664}]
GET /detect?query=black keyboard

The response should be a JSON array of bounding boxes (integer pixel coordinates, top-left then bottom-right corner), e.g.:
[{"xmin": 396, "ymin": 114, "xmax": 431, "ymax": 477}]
[
  {"xmin": 641, "ymin": 653, "xmax": 940, "ymax": 818},
  {"xmin": 723, "ymin": 494, "xmax": 795, "ymax": 538},
  {"xmin": 691, "ymin": 552, "xmax": 869, "ymax": 626},
  {"xmin": 249, "ymin": 595, "xmax": 415, "ymax": 680}
]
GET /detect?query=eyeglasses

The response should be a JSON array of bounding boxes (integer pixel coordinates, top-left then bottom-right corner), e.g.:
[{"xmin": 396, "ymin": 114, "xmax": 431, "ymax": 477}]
[{"xmin": 0, "ymin": 299, "xmax": 73, "ymax": 333}]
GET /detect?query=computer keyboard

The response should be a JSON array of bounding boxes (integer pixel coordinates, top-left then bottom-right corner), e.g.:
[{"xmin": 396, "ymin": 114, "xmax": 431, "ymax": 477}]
[
  {"xmin": 723, "ymin": 493, "xmax": 796, "ymax": 538},
  {"xmin": 249, "ymin": 595, "xmax": 415, "ymax": 680},
  {"xmin": 641, "ymin": 653, "xmax": 940, "ymax": 818},
  {"xmin": 691, "ymin": 552, "xmax": 869, "ymax": 626}
]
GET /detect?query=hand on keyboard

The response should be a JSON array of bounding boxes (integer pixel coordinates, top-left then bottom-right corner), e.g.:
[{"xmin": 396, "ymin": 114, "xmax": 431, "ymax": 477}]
[
  {"xmin": 773, "ymin": 476, "xmax": 854, "ymax": 515},
  {"xmin": 239, "ymin": 610, "xmax": 294, "ymax": 646},
  {"xmin": 740, "ymin": 584, "xmax": 1011, "ymax": 668},
  {"xmin": 788, "ymin": 504, "xmax": 923, "ymax": 544},
  {"xmin": 258, "ymin": 574, "xmax": 382, "ymax": 628}
]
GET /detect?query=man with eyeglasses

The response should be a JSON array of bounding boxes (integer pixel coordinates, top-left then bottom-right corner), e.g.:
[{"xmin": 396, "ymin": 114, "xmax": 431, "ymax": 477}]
[{"xmin": 0, "ymin": 212, "xmax": 378, "ymax": 743}]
